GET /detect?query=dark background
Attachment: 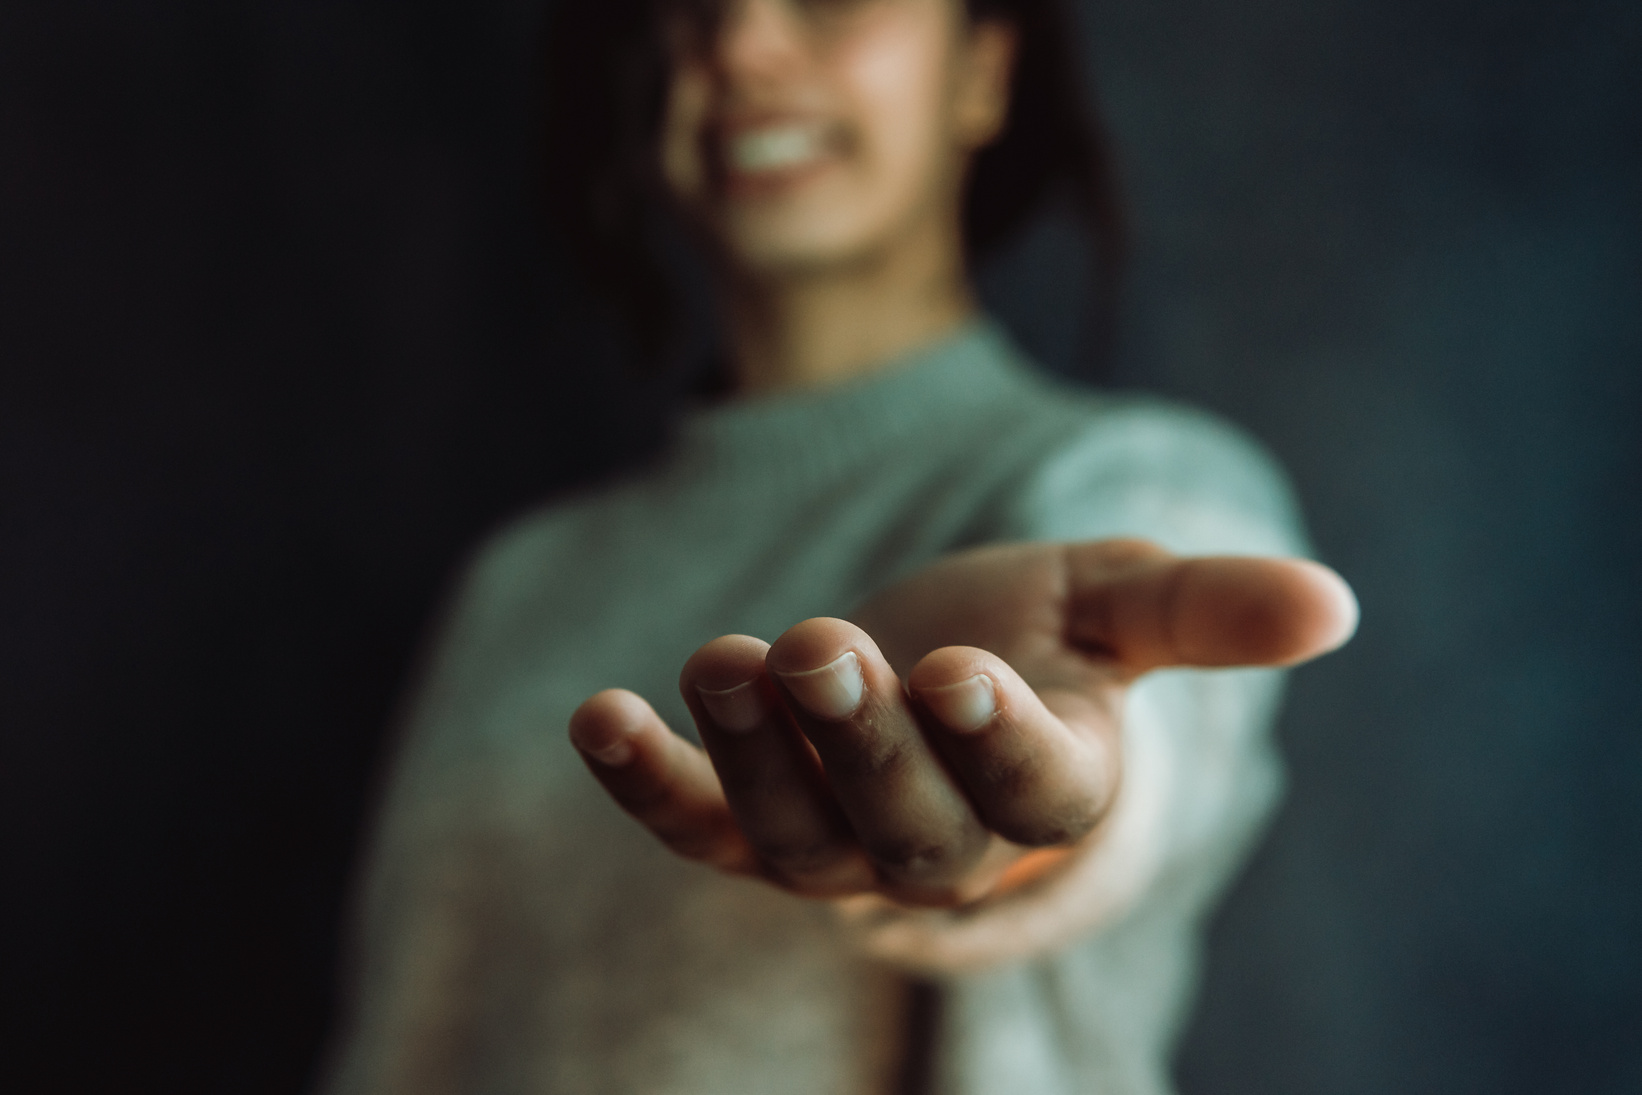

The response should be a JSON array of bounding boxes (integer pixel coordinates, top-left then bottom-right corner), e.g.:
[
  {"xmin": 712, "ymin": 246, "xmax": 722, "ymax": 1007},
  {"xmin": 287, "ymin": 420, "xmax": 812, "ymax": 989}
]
[{"xmin": 1, "ymin": 0, "xmax": 1637, "ymax": 1092}]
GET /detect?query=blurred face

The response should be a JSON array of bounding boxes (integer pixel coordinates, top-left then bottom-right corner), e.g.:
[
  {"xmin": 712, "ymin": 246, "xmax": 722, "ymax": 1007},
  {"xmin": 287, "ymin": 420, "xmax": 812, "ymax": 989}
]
[{"xmin": 658, "ymin": 0, "xmax": 1015, "ymax": 276}]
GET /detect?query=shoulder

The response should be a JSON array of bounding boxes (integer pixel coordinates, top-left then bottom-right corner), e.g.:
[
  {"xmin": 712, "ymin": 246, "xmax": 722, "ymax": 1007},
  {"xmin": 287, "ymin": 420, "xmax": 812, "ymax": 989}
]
[{"xmin": 989, "ymin": 375, "xmax": 1309, "ymax": 558}]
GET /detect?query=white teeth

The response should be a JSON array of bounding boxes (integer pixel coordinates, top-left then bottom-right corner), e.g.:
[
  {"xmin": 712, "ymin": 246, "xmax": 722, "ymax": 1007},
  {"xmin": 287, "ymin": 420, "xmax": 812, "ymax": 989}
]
[{"xmin": 728, "ymin": 125, "xmax": 823, "ymax": 172}]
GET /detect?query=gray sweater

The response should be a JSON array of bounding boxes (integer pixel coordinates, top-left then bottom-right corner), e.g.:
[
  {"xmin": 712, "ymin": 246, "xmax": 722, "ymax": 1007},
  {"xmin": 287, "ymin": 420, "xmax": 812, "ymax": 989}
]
[{"xmin": 322, "ymin": 321, "xmax": 1307, "ymax": 1095}]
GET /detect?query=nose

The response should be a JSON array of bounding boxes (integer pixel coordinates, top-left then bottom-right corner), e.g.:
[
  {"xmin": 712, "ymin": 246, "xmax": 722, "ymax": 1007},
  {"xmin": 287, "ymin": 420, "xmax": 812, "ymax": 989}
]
[{"xmin": 711, "ymin": 0, "xmax": 808, "ymax": 81}]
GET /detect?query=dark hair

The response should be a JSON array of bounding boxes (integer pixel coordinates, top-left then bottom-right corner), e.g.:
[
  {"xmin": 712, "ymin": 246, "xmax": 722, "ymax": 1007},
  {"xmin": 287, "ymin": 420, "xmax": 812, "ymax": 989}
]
[{"xmin": 542, "ymin": 0, "xmax": 1125, "ymax": 366}]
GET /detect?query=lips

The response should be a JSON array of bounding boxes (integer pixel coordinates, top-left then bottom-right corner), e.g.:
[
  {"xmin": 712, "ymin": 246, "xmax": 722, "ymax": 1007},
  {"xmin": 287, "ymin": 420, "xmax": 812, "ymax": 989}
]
[{"xmin": 711, "ymin": 115, "xmax": 848, "ymax": 197}]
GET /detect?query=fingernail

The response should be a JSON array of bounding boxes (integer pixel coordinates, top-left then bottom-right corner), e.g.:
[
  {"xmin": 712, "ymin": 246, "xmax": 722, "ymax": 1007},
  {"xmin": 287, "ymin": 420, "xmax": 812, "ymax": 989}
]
[
  {"xmin": 570, "ymin": 721, "xmax": 635, "ymax": 767},
  {"xmin": 696, "ymin": 679, "xmax": 765, "ymax": 733},
  {"xmin": 776, "ymin": 651, "xmax": 864, "ymax": 720},
  {"xmin": 588, "ymin": 738, "xmax": 634, "ymax": 766},
  {"xmin": 1320, "ymin": 568, "xmax": 1362, "ymax": 645},
  {"xmin": 918, "ymin": 674, "xmax": 996, "ymax": 733}
]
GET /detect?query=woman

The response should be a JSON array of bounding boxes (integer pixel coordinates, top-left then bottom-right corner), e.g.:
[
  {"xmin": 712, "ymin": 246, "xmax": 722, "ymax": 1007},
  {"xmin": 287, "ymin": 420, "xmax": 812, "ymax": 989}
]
[{"xmin": 322, "ymin": 0, "xmax": 1357, "ymax": 1092}]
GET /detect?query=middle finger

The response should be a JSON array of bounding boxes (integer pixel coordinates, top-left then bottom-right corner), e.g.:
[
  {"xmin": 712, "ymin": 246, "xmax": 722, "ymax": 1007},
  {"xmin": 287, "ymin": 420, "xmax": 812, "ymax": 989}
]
[{"xmin": 766, "ymin": 617, "xmax": 993, "ymax": 903}]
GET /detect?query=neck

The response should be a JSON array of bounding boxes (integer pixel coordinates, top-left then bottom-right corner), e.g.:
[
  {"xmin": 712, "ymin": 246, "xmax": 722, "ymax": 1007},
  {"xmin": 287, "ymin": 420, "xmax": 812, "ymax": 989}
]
[{"xmin": 718, "ymin": 219, "xmax": 976, "ymax": 395}]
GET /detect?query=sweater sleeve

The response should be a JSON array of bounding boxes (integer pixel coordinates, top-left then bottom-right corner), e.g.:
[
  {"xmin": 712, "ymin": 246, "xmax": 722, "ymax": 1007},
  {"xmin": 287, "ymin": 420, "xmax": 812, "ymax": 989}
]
[{"xmin": 834, "ymin": 400, "xmax": 1307, "ymax": 975}]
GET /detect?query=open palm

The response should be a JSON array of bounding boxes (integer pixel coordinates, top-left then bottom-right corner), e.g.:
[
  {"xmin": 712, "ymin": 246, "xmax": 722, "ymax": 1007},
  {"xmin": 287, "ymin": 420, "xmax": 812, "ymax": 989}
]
[{"xmin": 569, "ymin": 538, "xmax": 1357, "ymax": 907}]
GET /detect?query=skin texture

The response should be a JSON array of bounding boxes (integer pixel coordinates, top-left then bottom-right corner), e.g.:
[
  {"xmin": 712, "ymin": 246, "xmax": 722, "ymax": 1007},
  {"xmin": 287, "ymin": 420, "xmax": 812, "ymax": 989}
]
[
  {"xmin": 569, "ymin": 1, "xmax": 1362, "ymax": 909},
  {"xmin": 571, "ymin": 543, "xmax": 1359, "ymax": 908}
]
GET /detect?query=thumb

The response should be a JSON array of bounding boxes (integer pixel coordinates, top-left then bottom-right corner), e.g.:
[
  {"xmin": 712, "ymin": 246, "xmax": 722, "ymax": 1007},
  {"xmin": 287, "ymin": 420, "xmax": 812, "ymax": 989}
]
[{"xmin": 1064, "ymin": 540, "xmax": 1359, "ymax": 674}]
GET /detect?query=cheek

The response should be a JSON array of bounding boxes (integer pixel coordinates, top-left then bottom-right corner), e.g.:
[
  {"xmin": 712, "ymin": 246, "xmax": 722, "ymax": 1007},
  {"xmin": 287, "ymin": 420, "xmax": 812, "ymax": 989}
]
[
  {"xmin": 660, "ymin": 70, "xmax": 712, "ymax": 204},
  {"xmin": 835, "ymin": 13, "xmax": 956, "ymax": 195}
]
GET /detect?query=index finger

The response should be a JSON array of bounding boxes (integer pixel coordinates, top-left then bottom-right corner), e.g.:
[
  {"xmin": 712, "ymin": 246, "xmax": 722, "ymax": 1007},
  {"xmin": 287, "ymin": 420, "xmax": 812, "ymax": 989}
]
[{"xmin": 1064, "ymin": 540, "xmax": 1359, "ymax": 674}]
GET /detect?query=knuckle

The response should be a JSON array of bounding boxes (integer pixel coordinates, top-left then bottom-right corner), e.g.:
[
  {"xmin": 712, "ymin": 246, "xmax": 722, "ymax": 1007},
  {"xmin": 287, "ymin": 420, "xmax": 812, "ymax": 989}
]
[
  {"xmin": 882, "ymin": 881, "xmax": 971, "ymax": 908},
  {"xmin": 822, "ymin": 734, "xmax": 910, "ymax": 783},
  {"xmin": 993, "ymin": 799, "xmax": 1105, "ymax": 847},
  {"xmin": 754, "ymin": 837, "xmax": 851, "ymax": 874},
  {"xmin": 659, "ymin": 829, "xmax": 724, "ymax": 862},
  {"xmin": 619, "ymin": 778, "xmax": 674, "ymax": 814},
  {"xmin": 970, "ymin": 749, "xmax": 1113, "ymax": 846},
  {"xmin": 651, "ymin": 812, "xmax": 738, "ymax": 864},
  {"xmin": 976, "ymin": 753, "xmax": 1046, "ymax": 802},
  {"xmin": 865, "ymin": 836, "xmax": 962, "ymax": 880}
]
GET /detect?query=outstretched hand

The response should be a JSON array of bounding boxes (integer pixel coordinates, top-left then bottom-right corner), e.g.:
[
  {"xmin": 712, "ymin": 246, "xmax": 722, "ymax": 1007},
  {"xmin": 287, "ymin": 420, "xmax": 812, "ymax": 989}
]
[{"xmin": 569, "ymin": 539, "xmax": 1357, "ymax": 908}]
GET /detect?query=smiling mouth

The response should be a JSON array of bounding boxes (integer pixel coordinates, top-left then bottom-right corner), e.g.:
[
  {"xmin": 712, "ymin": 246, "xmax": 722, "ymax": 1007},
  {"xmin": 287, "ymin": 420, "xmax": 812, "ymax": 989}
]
[{"xmin": 725, "ymin": 122, "xmax": 829, "ymax": 175}]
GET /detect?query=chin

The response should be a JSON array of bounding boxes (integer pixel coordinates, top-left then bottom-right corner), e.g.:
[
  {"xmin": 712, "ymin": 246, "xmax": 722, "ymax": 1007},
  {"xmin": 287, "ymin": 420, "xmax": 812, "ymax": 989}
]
[
  {"xmin": 725, "ymin": 238, "xmax": 872, "ymax": 277},
  {"xmin": 715, "ymin": 210, "xmax": 890, "ymax": 277}
]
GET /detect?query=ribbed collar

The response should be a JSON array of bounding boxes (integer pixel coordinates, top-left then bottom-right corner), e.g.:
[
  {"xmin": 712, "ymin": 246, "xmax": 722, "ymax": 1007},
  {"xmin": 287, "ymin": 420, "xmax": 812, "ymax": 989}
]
[{"xmin": 670, "ymin": 318, "xmax": 1032, "ymax": 488}]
